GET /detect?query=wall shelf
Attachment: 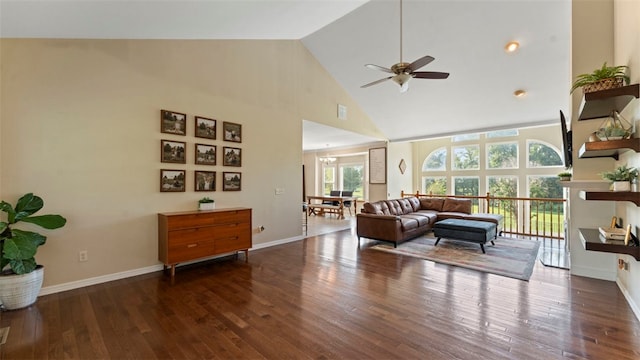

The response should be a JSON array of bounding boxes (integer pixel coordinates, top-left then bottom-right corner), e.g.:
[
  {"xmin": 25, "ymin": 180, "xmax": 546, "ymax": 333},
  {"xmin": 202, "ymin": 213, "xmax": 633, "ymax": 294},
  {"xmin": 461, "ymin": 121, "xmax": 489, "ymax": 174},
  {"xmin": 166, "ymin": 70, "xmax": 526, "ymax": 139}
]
[
  {"xmin": 579, "ymin": 190, "xmax": 640, "ymax": 206},
  {"xmin": 578, "ymin": 84, "xmax": 639, "ymax": 120},
  {"xmin": 579, "ymin": 228, "xmax": 639, "ymax": 260},
  {"xmin": 578, "ymin": 138, "xmax": 640, "ymax": 160}
]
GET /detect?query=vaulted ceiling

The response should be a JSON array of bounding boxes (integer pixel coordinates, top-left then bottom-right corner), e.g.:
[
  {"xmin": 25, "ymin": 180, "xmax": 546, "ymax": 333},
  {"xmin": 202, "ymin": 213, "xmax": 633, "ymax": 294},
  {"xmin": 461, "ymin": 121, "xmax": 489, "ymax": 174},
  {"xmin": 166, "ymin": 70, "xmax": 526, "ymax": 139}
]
[{"xmin": 0, "ymin": 0, "xmax": 571, "ymax": 150}]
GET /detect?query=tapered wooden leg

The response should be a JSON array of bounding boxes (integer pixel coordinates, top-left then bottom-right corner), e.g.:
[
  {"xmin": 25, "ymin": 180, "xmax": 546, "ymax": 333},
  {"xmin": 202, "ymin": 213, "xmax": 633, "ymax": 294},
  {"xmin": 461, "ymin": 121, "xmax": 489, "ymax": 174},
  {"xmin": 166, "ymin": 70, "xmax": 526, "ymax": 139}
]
[
  {"xmin": 435, "ymin": 237, "xmax": 441, "ymax": 246},
  {"xmin": 480, "ymin": 244, "xmax": 486, "ymax": 254}
]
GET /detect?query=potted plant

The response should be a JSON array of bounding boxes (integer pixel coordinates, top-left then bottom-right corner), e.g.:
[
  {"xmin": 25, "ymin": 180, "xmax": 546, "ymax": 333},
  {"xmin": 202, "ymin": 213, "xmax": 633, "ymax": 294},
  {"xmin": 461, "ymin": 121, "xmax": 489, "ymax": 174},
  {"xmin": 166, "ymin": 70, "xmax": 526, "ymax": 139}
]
[
  {"xmin": 198, "ymin": 197, "xmax": 215, "ymax": 210},
  {"xmin": 0, "ymin": 193, "xmax": 66, "ymax": 310},
  {"xmin": 570, "ymin": 62, "xmax": 630, "ymax": 94},
  {"xmin": 601, "ymin": 164, "xmax": 638, "ymax": 192},
  {"xmin": 558, "ymin": 172, "xmax": 572, "ymax": 181}
]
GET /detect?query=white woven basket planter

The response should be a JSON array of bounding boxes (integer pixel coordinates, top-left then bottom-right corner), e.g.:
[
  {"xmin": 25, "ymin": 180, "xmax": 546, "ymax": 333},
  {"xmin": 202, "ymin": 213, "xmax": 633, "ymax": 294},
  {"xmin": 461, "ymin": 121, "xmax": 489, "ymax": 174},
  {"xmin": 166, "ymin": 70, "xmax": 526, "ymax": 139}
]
[{"xmin": 0, "ymin": 266, "xmax": 44, "ymax": 310}]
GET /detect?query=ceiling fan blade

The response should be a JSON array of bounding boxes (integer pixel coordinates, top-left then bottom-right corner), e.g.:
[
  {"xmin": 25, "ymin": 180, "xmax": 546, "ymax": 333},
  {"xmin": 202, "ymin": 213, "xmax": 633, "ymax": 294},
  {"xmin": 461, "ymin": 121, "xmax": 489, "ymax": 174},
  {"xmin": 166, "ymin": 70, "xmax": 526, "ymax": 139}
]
[
  {"xmin": 361, "ymin": 76, "xmax": 393, "ymax": 88},
  {"xmin": 407, "ymin": 55, "xmax": 435, "ymax": 72},
  {"xmin": 413, "ymin": 71, "xmax": 450, "ymax": 79},
  {"xmin": 365, "ymin": 64, "xmax": 394, "ymax": 74}
]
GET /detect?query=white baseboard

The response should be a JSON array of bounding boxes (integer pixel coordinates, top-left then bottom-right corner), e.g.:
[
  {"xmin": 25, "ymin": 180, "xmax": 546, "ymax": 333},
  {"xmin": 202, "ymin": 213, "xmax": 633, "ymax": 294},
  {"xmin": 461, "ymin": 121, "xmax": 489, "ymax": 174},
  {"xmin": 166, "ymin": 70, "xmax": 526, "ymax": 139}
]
[
  {"xmin": 616, "ymin": 279, "xmax": 640, "ymax": 322},
  {"xmin": 40, "ymin": 264, "xmax": 164, "ymax": 296},
  {"xmin": 40, "ymin": 235, "xmax": 307, "ymax": 296},
  {"xmin": 570, "ymin": 265, "xmax": 617, "ymax": 281}
]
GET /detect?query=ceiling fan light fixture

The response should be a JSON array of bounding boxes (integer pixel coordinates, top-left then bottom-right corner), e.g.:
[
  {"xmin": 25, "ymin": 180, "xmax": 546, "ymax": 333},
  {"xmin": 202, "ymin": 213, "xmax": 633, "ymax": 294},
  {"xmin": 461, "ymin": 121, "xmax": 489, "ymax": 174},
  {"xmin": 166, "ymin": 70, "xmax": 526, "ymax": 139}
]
[
  {"xmin": 392, "ymin": 73, "xmax": 412, "ymax": 86},
  {"xmin": 513, "ymin": 89, "xmax": 526, "ymax": 97},
  {"xmin": 505, "ymin": 41, "xmax": 520, "ymax": 53}
]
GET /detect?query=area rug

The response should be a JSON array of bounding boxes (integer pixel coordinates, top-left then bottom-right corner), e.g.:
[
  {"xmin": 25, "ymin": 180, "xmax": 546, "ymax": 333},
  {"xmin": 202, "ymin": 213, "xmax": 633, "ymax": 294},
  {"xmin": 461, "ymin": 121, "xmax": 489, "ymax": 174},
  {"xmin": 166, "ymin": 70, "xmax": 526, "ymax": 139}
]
[{"xmin": 370, "ymin": 235, "xmax": 540, "ymax": 281}]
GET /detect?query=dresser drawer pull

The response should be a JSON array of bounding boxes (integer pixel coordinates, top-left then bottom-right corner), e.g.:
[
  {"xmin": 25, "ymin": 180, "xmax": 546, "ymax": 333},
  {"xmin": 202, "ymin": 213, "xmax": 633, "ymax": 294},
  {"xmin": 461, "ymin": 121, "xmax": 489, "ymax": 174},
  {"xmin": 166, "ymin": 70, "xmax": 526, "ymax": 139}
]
[{"xmin": 187, "ymin": 244, "xmax": 198, "ymax": 248}]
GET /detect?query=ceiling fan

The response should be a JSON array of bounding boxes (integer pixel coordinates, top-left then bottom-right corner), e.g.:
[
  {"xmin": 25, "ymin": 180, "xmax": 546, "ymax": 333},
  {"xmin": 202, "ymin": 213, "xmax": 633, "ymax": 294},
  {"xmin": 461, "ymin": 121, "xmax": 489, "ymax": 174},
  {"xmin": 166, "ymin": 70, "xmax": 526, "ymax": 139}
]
[{"xmin": 361, "ymin": 0, "xmax": 449, "ymax": 93}]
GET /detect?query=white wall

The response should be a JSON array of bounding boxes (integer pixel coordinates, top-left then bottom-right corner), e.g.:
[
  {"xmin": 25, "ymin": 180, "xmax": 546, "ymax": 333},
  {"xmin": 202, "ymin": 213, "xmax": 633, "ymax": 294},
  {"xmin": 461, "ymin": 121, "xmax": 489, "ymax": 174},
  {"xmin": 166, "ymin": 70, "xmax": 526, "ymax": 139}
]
[
  {"xmin": 0, "ymin": 39, "xmax": 381, "ymax": 289},
  {"xmin": 387, "ymin": 142, "xmax": 413, "ymax": 199},
  {"xmin": 613, "ymin": 0, "xmax": 640, "ymax": 319}
]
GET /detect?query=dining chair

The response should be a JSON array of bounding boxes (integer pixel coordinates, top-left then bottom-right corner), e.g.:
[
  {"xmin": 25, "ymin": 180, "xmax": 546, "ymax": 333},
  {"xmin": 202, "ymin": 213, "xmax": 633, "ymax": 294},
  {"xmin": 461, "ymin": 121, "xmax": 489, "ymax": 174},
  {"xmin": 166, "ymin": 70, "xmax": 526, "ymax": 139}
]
[{"xmin": 341, "ymin": 190, "xmax": 353, "ymax": 215}]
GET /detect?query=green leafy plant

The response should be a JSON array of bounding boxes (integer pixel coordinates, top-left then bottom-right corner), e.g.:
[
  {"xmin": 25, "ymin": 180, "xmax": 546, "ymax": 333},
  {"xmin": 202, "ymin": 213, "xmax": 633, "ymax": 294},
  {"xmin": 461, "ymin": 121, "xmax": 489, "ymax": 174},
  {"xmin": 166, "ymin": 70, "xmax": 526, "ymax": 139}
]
[
  {"xmin": 0, "ymin": 193, "xmax": 67, "ymax": 275},
  {"xmin": 198, "ymin": 197, "xmax": 214, "ymax": 203},
  {"xmin": 570, "ymin": 62, "xmax": 630, "ymax": 94},
  {"xmin": 600, "ymin": 164, "xmax": 638, "ymax": 182},
  {"xmin": 558, "ymin": 172, "xmax": 572, "ymax": 178}
]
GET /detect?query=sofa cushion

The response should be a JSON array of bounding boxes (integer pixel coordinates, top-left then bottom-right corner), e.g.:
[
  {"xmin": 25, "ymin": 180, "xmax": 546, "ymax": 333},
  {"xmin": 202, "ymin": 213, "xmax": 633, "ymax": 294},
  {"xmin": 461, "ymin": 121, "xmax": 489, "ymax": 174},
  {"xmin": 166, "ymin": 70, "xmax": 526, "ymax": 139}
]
[
  {"xmin": 384, "ymin": 200, "xmax": 402, "ymax": 215},
  {"xmin": 363, "ymin": 202, "xmax": 384, "ymax": 215},
  {"xmin": 402, "ymin": 214, "xmax": 431, "ymax": 227},
  {"xmin": 398, "ymin": 198, "xmax": 414, "ymax": 214},
  {"xmin": 399, "ymin": 217, "xmax": 419, "ymax": 231},
  {"xmin": 436, "ymin": 212, "xmax": 466, "ymax": 221},
  {"xmin": 442, "ymin": 198, "xmax": 472, "ymax": 214},
  {"xmin": 420, "ymin": 198, "xmax": 444, "ymax": 211},
  {"xmin": 407, "ymin": 197, "xmax": 421, "ymax": 212},
  {"xmin": 464, "ymin": 213, "xmax": 504, "ymax": 229}
]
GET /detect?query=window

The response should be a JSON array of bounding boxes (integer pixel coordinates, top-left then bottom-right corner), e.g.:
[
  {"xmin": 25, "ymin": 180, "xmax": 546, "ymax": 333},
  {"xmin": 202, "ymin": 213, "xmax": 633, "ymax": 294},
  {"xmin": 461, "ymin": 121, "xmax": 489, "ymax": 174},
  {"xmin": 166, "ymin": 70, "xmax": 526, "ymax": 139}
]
[
  {"xmin": 527, "ymin": 141, "xmax": 563, "ymax": 167},
  {"xmin": 340, "ymin": 164, "xmax": 364, "ymax": 199},
  {"xmin": 452, "ymin": 133, "xmax": 480, "ymax": 142},
  {"xmin": 453, "ymin": 176, "xmax": 479, "ymax": 209},
  {"xmin": 486, "ymin": 129, "xmax": 518, "ymax": 138},
  {"xmin": 452, "ymin": 145, "xmax": 479, "ymax": 170},
  {"xmin": 487, "ymin": 142, "xmax": 518, "ymax": 169},
  {"xmin": 487, "ymin": 176, "xmax": 518, "ymax": 197},
  {"xmin": 528, "ymin": 176, "xmax": 563, "ymax": 200},
  {"xmin": 422, "ymin": 147, "xmax": 447, "ymax": 171},
  {"xmin": 323, "ymin": 166, "xmax": 336, "ymax": 195},
  {"xmin": 423, "ymin": 177, "xmax": 447, "ymax": 195}
]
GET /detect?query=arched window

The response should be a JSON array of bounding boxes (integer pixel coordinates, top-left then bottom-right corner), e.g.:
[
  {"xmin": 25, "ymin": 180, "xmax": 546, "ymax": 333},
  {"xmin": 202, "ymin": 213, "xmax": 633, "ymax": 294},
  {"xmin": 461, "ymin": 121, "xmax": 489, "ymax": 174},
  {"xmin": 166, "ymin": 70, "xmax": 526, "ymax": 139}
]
[
  {"xmin": 422, "ymin": 147, "xmax": 447, "ymax": 171},
  {"xmin": 527, "ymin": 140, "xmax": 563, "ymax": 167}
]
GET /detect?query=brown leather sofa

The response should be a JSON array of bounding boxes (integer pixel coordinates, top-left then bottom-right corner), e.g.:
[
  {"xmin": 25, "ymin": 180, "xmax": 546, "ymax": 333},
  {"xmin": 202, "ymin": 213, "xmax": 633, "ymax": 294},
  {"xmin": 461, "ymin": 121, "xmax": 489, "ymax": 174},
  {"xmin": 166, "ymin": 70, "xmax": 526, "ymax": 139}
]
[{"xmin": 356, "ymin": 197, "xmax": 504, "ymax": 247}]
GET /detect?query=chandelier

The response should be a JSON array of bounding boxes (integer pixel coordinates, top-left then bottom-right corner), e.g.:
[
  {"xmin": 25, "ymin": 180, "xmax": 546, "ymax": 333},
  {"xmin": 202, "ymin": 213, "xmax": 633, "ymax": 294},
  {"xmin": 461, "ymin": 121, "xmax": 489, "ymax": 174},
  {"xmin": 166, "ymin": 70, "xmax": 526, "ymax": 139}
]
[{"xmin": 319, "ymin": 156, "xmax": 336, "ymax": 164}]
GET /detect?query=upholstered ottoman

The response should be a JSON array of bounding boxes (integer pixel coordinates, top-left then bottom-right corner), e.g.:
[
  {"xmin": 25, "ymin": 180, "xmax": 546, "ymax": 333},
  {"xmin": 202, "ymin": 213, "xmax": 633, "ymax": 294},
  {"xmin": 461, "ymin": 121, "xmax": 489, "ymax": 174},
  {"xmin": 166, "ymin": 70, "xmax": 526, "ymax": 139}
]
[{"xmin": 433, "ymin": 219, "xmax": 497, "ymax": 253}]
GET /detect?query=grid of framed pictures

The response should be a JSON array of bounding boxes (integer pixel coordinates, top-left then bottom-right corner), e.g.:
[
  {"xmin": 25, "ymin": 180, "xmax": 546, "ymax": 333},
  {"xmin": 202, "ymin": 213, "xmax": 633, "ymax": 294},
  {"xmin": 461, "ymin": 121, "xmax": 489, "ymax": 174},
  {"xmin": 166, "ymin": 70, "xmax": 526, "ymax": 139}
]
[{"xmin": 160, "ymin": 110, "xmax": 242, "ymax": 192}]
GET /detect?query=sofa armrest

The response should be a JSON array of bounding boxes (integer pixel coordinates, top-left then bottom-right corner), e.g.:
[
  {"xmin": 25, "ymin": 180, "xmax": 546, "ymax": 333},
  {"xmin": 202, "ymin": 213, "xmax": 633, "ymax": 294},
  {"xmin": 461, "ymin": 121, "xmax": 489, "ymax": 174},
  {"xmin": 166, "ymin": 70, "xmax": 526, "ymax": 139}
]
[{"xmin": 356, "ymin": 213, "xmax": 403, "ymax": 242}]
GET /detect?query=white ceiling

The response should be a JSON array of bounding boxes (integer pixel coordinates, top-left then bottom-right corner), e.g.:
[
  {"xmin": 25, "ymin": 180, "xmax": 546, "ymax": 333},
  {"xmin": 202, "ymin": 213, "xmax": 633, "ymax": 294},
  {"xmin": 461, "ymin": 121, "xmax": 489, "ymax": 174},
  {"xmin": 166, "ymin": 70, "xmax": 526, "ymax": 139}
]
[{"xmin": 0, "ymin": 0, "xmax": 571, "ymax": 150}]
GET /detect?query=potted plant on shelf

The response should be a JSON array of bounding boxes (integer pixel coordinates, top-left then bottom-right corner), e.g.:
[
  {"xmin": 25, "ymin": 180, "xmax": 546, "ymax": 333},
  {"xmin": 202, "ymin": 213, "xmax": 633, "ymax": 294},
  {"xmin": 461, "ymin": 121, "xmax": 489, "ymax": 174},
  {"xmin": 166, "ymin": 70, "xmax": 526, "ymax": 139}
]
[
  {"xmin": 570, "ymin": 62, "xmax": 630, "ymax": 94},
  {"xmin": 0, "ymin": 193, "xmax": 67, "ymax": 310},
  {"xmin": 198, "ymin": 197, "xmax": 215, "ymax": 210},
  {"xmin": 558, "ymin": 172, "xmax": 572, "ymax": 181},
  {"xmin": 601, "ymin": 164, "xmax": 638, "ymax": 192}
]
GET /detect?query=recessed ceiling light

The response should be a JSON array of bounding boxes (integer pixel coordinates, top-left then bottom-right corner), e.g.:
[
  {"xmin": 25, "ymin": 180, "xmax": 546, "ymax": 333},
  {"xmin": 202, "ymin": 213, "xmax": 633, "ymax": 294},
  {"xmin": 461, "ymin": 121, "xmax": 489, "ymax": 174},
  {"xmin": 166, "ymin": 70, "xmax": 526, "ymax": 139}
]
[
  {"xmin": 505, "ymin": 41, "xmax": 520, "ymax": 53},
  {"xmin": 514, "ymin": 89, "xmax": 526, "ymax": 97}
]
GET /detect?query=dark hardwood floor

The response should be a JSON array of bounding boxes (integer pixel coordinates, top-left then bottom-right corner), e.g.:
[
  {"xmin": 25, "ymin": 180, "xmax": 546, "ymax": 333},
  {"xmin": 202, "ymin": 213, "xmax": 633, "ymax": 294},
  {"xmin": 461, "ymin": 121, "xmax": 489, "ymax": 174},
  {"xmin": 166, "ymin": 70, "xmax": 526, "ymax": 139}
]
[{"xmin": 2, "ymin": 227, "xmax": 640, "ymax": 359}]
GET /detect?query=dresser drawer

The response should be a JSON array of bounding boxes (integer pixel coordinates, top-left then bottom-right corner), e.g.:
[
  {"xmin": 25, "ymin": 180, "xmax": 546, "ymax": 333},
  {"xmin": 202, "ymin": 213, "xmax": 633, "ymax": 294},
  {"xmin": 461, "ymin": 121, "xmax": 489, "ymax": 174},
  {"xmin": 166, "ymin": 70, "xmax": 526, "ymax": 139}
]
[
  {"xmin": 166, "ymin": 213, "xmax": 216, "ymax": 229},
  {"xmin": 209, "ymin": 222, "xmax": 250, "ymax": 240},
  {"xmin": 216, "ymin": 234, "xmax": 251, "ymax": 253},
  {"xmin": 167, "ymin": 227, "xmax": 216, "ymax": 246},
  {"xmin": 167, "ymin": 239, "xmax": 215, "ymax": 263},
  {"xmin": 209, "ymin": 209, "xmax": 251, "ymax": 225}
]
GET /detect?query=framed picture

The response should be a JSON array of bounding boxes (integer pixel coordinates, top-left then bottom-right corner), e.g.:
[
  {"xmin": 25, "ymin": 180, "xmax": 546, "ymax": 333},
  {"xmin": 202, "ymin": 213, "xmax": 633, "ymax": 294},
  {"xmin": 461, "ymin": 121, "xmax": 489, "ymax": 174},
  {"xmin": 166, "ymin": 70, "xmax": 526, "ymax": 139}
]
[
  {"xmin": 195, "ymin": 171, "xmax": 216, "ymax": 191},
  {"xmin": 160, "ymin": 109, "xmax": 186, "ymax": 136},
  {"xmin": 223, "ymin": 146, "xmax": 242, "ymax": 167},
  {"xmin": 369, "ymin": 147, "xmax": 387, "ymax": 184},
  {"xmin": 161, "ymin": 140, "xmax": 186, "ymax": 164},
  {"xmin": 195, "ymin": 116, "xmax": 216, "ymax": 139},
  {"xmin": 195, "ymin": 144, "xmax": 216, "ymax": 165},
  {"xmin": 223, "ymin": 172, "xmax": 241, "ymax": 191},
  {"xmin": 160, "ymin": 169, "xmax": 186, "ymax": 192},
  {"xmin": 223, "ymin": 121, "xmax": 242, "ymax": 143}
]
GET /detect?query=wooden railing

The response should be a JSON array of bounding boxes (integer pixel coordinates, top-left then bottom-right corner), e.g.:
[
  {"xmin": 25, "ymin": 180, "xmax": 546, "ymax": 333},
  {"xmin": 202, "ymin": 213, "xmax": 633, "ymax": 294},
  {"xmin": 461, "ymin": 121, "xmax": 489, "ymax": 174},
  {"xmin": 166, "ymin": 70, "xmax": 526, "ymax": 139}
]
[{"xmin": 401, "ymin": 191, "xmax": 566, "ymax": 240}]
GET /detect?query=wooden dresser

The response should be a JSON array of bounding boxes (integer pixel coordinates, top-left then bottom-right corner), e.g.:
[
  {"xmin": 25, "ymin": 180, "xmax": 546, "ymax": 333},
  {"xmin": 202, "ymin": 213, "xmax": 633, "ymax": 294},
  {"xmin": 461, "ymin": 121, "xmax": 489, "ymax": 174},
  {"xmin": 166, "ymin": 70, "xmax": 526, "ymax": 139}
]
[{"xmin": 158, "ymin": 207, "xmax": 252, "ymax": 278}]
